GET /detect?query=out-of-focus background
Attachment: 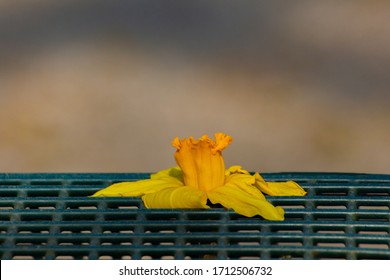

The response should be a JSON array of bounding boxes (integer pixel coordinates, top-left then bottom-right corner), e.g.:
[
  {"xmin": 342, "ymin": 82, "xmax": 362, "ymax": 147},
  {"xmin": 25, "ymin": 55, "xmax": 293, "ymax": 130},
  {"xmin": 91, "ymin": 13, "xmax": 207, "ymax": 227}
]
[{"xmin": 1, "ymin": 0, "xmax": 389, "ymax": 173}]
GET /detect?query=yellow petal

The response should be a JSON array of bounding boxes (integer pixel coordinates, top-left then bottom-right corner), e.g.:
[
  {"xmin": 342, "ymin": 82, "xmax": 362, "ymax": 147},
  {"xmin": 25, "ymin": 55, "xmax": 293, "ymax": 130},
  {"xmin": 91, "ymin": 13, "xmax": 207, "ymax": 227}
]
[
  {"xmin": 142, "ymin": 186, "xmax": 209, "ymax": 209},
  {"xmin": 254, "ymin": 173, "xmax": 307, "ymax": 196},
  {"xmin": 91, "ymin": 178, "xmax": 182, "ymax": 197},
  {"xmin": 225, "ymin": 165, "xmax": 250, "ymax": 176},
  {"xmin": 150, "ymin": 166, "xmax": 183, "ymax": 184},
  {"xmin": 224, "ymin": 172, "xmax": 265, "ymax": 199},
  {"xmin": 208, "ymin": 181, "xmax": 284, "ymax": 221}
]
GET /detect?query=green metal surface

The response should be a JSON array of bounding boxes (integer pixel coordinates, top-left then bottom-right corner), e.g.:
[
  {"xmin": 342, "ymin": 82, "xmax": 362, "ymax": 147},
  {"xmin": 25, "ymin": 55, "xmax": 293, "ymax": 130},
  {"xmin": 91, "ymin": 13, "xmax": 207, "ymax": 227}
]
[{"xmin": 0, "ymin": 173, "xmax": 389, "ymax": 259}]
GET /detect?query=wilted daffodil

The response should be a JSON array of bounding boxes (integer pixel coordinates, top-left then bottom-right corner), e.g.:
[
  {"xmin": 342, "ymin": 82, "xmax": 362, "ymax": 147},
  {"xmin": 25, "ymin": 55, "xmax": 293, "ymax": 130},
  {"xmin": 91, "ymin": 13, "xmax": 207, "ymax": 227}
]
[{"xmin": 91, "ymin": 133, "xmax": 306, "ymax": 220}]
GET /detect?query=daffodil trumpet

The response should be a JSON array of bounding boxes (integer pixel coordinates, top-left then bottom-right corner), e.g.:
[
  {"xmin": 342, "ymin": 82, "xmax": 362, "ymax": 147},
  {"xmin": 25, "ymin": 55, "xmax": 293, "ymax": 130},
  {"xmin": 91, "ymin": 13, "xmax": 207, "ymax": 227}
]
[{"xmin": 91, "ymin": 133, "xmax": 306, "ymax": 221}]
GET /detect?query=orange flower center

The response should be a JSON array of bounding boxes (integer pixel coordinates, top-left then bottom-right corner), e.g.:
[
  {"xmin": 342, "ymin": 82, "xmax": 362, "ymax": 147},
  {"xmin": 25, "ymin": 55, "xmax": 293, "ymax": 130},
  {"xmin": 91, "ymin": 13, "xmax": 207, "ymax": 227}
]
[{"xmin": 172, "ymin": 133, "xmax": 232, "ymax": 193}]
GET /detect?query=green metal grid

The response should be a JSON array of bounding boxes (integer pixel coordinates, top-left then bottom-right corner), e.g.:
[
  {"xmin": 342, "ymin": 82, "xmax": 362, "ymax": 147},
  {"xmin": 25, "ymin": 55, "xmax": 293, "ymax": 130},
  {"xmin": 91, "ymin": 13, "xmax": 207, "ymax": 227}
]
[{"xmin": 0, "ymin": 173, "xmax": 389, "ymax": 259}]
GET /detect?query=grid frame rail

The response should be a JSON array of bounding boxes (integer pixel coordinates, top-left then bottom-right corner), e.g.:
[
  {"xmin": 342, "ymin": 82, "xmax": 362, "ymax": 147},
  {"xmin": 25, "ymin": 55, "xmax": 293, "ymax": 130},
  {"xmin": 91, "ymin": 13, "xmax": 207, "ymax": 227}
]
[{"xmin": 0, "ymin": 172, "xmax": 389, "ymax": 260}]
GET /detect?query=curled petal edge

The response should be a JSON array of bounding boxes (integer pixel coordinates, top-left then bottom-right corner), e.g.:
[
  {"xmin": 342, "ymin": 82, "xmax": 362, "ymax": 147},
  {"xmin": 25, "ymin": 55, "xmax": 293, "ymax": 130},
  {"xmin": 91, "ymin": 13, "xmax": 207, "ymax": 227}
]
[
  {"xmin": 254, "ymin": 173, "xmax": 307, "ymax": 196},
  {"xmin": 208, "ymin": 183, "xmax": 284, "ymax": 221}
]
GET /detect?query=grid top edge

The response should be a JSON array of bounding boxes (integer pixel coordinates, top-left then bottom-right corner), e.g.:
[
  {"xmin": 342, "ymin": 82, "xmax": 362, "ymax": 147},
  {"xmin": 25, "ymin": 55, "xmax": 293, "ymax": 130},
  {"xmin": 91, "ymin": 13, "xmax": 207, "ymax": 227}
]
[{"xmin": 1, "ymin": 172, "xmax": 390, "ymax": 179}]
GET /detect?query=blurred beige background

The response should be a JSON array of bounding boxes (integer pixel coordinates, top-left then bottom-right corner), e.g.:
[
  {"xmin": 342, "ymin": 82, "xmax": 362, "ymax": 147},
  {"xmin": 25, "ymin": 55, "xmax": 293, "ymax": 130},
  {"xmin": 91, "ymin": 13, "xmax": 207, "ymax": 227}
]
[{"xmin": 0, "ymin": 1, "xmax": 389, "ymax": 173}]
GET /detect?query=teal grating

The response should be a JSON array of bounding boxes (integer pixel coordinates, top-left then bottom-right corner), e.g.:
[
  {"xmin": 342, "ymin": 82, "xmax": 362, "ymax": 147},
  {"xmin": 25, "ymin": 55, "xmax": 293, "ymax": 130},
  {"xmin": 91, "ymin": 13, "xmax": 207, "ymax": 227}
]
[{"xmin": 0, "ymin": 173, "xmax": 389, "ymax": 260}]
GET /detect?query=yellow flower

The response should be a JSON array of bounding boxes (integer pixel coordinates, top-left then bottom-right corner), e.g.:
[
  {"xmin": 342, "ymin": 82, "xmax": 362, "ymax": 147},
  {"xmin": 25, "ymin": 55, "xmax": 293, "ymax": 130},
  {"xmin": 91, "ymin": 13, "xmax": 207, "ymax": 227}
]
[{"xmin": 91, "ymin": 133, "xmax": 306, "ymax": 221}]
